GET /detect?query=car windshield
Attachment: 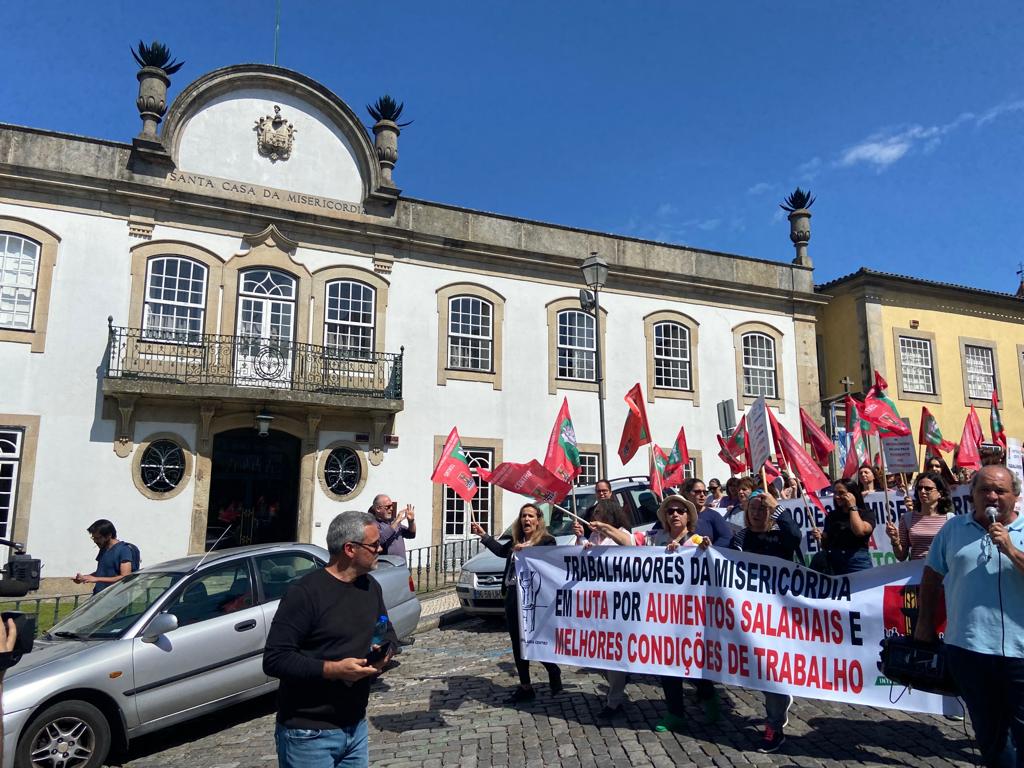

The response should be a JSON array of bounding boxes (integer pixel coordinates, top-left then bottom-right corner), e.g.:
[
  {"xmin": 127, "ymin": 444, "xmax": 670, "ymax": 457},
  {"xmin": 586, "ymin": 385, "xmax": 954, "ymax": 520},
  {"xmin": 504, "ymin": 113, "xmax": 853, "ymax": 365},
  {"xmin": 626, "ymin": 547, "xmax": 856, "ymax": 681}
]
[
  {"xmin": 48, "ymin": 571, "xmax": 184, "ymax": 640},
  {"xmin": 498, "ymin": 500, "xmax": 588, "ymax": 539}
]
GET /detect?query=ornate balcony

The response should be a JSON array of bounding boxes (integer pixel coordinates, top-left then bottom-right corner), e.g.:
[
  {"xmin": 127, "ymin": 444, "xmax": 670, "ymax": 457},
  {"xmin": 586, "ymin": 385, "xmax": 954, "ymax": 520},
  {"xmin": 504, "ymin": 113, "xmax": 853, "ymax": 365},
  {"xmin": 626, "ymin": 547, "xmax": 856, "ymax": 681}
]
[{"xmin": 102, "ymin": 324, "xmax": 403, "ymax": 410}]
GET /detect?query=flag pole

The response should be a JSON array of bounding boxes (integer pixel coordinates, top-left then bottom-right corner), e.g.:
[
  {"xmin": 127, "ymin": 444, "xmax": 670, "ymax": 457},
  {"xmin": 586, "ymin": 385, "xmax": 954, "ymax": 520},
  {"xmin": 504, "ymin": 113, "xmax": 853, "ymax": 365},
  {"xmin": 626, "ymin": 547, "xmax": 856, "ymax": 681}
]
[{"xmin": 878, "ymin": 442, "xmax": 893, "ymax": 527}]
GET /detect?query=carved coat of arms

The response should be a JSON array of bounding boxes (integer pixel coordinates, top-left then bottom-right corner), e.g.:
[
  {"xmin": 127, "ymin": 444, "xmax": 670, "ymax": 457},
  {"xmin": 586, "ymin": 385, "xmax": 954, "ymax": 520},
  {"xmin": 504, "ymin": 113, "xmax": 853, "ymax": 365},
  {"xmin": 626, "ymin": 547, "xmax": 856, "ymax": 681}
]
[{"xmin": 254, "ymin": 105, "xmax": 296, "ymax": 162}]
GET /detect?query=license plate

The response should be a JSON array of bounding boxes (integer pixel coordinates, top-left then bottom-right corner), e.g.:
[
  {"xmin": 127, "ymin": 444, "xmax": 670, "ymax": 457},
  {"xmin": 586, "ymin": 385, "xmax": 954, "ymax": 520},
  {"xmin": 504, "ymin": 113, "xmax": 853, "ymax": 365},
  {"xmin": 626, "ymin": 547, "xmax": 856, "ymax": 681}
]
[{"xmin": 474, "ymin": 588, "xmax": 501, "ymax": 600}]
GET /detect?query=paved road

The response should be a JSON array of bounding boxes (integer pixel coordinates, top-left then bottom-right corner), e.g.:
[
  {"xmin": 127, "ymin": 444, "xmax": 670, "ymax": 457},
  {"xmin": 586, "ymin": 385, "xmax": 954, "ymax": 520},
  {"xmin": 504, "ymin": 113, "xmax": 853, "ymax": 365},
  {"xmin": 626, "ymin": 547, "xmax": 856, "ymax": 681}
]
[{"xmin": 115, "ymin": 618, "xmax": 979, "ymax": 767}]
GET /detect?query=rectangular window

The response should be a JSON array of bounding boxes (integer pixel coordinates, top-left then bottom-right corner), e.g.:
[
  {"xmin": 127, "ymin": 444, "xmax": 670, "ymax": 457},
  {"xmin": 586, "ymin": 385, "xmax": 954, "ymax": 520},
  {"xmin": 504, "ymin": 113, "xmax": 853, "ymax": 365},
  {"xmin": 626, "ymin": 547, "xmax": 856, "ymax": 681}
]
[
  {"xmin": 0, "ymin": 428, "xmax": 24, "ymax": 540},
  {"xmin": 654, "ymin": 322, "xmax": 691, "ymax": 390},
  {"xmin": 682, "ymin": 459, "xmax": 697, "ymax": 480},
  {"xmin": 899, "ymin": 336, "xmax": 936, "ymax": 395},
  {"xmin": 443, "ymin": 448, "xmax": 493, "ymax": 542},
  {"xmin": 576, "ymin": 453, "xmax": 600, "ymax": 486},
  {"xmin": 742, "ymin": 333, "xmax": 777, "ymax": 399},
  {"xmin": 964, "ymin": 344, "xmax": 995, "ymax": 400},
  {"xmin": 325, "ymin": 281, "xmax": 375, "ymax": 358},
  {"xmin": 557, "ymin": 310, "xmax": 596, "ymax": 381},
  {"xmin": 142, "ymin": 257, "xmax": 207, "ymax": 342},
  {"xmin": 0, "ymin": 235, "xmax": 39, "ymax": 330},
  {"xmin": 448, "ymin": 297, "xmax": 493, "ymax": 371}
]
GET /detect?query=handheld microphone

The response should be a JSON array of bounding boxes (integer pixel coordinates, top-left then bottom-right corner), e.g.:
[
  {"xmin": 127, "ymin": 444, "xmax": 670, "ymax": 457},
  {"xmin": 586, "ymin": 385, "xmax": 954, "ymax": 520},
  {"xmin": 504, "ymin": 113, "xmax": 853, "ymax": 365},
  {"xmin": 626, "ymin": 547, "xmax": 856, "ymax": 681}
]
[{"xmin": 986, "ymin": 506, "xmax": 998, "ymax": 527}]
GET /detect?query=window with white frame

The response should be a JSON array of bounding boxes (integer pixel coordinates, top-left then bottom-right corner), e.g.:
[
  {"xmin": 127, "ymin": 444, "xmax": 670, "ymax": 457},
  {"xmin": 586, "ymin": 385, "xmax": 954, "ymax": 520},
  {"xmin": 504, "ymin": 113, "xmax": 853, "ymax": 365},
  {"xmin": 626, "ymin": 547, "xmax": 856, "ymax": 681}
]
[
  {"xmin": 142, "ymin": 256, "xmax": 207, "ymax": 342},
  {"xmin": 654, "ymin": 321, "xmax": 691, "ymax": 390},
  {"xmin": 557, "ymin": 310, "xmax": 596, "ymax": 381},
  {"xmin": 964, "ymin": 344, "xmax": 995, "ymax": 400},
  {"xmin": 0, "ymin": 234, "xmax": 40, "ymax": 330},
  {"xmin": 742, "ymin": 332, "xmax": 777, "ymax": 399},
  {"xmin": 325, "ymin": 280, "xmax": 375, "ymax": 358},
  {"xmin": 576, "ymin": 453, "xmax": 600, "ymax": 486},
  {"xmin": 448, "ymin": 296, "xmax": 493, "ymax": 371},
  {"xmin": 443, "ymin": 448, "xmax": 493, "ymax": 542},
  {"xmin": 899, "ymin": 336, "xmax": 936, "ymax": 395},
  {"xmin": 0, "ymin": 428, "xmax": 24, "ymax": 540},
  {"xmin": 682, "ymin": 459, "xmax": 697, "ymax": 480}
]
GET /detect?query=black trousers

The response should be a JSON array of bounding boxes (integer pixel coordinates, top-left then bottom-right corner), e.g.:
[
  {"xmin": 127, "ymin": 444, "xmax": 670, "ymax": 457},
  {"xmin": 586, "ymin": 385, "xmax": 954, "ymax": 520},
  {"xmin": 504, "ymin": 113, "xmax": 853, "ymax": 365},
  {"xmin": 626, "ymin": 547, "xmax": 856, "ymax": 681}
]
[
  {"xmin": 947, "ymin": 644, "xmax": 1024, "ymax": 767},
  {"xmin": 504, "ymin": 590, "xmax": 560, "ymax": 688}
]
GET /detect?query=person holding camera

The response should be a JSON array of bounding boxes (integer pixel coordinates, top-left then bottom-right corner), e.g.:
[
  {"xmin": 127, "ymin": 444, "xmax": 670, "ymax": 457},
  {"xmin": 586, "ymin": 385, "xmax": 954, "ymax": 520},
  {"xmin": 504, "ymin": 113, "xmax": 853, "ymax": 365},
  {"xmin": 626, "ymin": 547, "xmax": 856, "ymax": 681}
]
[
  {"xmin": 916, "ymin": 465, "xmax": 1024, "ymax": 768},
  {"xmin": 370, "ymin": 494, "xmax": 416, "ymax": 559}
]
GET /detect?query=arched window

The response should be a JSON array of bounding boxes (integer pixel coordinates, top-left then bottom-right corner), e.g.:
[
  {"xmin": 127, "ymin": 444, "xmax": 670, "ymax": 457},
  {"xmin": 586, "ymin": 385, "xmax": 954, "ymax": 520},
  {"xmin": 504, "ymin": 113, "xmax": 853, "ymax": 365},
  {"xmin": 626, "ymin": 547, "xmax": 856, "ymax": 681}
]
[
  {"xmin": 448, "ymin": 296, "xmax": 493, "ymax": 371},
  {"xmin": 653, "ymin": 321, "xmax": 691, "ymax": 390},
  {"xmin": 143, "ymin": 256, "xmax": 209, "ymax": 342},
  {"xmin": 325, "ymin": 279, "xmax": 375, "ymax": 358},
  {"xmin": 742, "ymin": 332, "xmax": 777, "ymax": 399},
  {"xmin": 0, "ymin": 233, "xmax": 40, "ymax": 330},
  {"xmin": 557, "ymin": 309, "xmax": 596, "ymax": 382}
]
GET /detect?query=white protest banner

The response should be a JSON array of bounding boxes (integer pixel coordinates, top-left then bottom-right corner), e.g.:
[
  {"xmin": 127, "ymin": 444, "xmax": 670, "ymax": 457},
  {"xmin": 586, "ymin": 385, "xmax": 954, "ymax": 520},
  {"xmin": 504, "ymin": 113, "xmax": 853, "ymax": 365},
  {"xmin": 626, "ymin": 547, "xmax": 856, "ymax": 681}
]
[
  {"xmin": 1007, "ymin": 438, "xmax": 1023, "ymax": 487},
  {"xmin": 775, "ymin": 487, "xmax": 972, "ymax": 568},
  {"xmin": 517, "ymin": 546, "xmax": 959, "ymax": 715},
  {"xmin": 881, "ymin": 418, "xmax": 918, "ymax": 473},
  {"xmin": 746, "ymin": 396, "xmax": 772, "ymax": 472}
]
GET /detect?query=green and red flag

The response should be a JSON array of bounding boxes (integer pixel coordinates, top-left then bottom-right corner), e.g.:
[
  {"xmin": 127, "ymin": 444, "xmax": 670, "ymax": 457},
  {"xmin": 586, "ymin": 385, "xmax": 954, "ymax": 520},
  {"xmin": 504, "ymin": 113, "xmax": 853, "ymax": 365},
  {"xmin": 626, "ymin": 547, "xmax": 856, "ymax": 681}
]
[
  {"xmin": 919, "ymin": 406, "xmax": 955, "ymax": 453},
  {"xmin": 768, "ymin": 408, "xmax": 831, "ymax": 494},
  {"xmin": 716, "ymin": 416, "xmax": 748, "ymax": 473},
  {"xmin": 650, "ymin": 445, "xmax": 669, "ymax": 500},
  {"xmin": 617, "ymin": 383, "xmax": 652, "ymax": 464},
  {"xmin": 717, "ymin": 435, "xmax": 746, "ymax": 473},
  {"xmin": 544, "ymin": 397, "xmax": 581, "ymax": 484},
  {"xmin": 664, "ymin": 426, "xmax": 690, "ymax": 483},
  {"xmin": 800, "ymin": 407, "xmax": 835, "ymax": 465},
  {"xmin": 991, "ymin": 389, "xmax": 1007, "ymax": 450},
  {"xmin": 862, "ymin": 388, "xmax": 911, "ymax": 437},
  {"xmin": 478, "ymin": 460, "xmax": 570, "ymax": 505},
  {"xmin": 431, "ymin": 427, "xmax": 478, "ymax": 502},
  {"xmin": 842, "ymin": 419, "xmax": 870, "ymax": 480}
]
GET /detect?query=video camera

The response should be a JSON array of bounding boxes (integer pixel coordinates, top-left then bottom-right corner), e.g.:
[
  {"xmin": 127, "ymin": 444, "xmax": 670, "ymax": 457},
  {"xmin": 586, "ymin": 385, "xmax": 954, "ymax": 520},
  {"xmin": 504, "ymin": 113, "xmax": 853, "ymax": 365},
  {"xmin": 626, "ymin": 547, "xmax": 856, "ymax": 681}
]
[{"xmin": 0, "ymin": 537, "xmax": 41, "ymax": 668}]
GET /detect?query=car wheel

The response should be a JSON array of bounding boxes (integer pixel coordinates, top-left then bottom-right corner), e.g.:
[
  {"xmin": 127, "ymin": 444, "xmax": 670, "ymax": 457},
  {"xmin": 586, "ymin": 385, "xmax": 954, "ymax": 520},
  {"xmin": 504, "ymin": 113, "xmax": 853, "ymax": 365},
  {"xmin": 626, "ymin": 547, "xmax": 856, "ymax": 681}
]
[{"xmin": 15, "ymin": 700, "xmax": 111, "ymax": 768}]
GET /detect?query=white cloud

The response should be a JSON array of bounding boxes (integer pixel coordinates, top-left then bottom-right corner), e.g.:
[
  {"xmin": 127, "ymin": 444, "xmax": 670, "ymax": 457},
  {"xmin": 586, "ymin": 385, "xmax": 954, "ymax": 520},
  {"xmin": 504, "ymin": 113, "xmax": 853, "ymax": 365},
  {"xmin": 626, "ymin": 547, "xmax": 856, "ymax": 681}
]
[
  {"xmin": 977, "ymin": 98, "xmax": 1024, "ymax": 126},
  {"xmin": 747, "ymin": 181, "xmax": 773, "ymax": 195},
  {"xmin": 796, "ymin": 157, "xmax": 822, "ymax": 182}
]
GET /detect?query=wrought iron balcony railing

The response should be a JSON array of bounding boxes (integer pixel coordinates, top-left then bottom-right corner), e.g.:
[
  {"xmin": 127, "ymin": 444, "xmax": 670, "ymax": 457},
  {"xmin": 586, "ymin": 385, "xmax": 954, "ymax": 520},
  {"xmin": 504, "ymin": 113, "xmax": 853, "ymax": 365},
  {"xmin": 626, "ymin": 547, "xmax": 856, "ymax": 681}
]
[{"xmin": 105, "ymin": 325, "xmax": 403, "ymax": 400}]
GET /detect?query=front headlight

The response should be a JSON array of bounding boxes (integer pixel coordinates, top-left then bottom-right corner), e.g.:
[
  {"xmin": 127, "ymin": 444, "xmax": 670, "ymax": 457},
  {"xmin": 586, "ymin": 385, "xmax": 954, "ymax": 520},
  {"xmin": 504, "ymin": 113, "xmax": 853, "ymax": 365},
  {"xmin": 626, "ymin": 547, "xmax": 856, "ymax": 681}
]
[{"xmin": 457, "ymin": 570, "xmax": 474, "ymax": 587}]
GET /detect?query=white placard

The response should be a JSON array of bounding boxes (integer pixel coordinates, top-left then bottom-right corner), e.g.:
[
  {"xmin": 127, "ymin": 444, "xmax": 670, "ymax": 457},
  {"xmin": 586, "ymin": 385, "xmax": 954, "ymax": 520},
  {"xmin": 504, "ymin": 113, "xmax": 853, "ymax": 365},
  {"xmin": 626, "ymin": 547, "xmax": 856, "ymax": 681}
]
[
  {"xmin": 746, "ymin": 396, "xmax": 772, "ymax": 472},
  {"xmin": 881, "ymin": 418, "xmax": 918, "ymax": 473}
]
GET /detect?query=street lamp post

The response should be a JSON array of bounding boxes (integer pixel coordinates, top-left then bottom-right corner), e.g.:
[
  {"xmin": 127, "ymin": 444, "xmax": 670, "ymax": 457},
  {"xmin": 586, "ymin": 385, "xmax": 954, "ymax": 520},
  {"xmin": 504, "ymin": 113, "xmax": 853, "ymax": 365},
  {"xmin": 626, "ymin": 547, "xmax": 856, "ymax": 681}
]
[{"xmin": 580, "ymin": 252, "xmax": 609, "ymax": 479}]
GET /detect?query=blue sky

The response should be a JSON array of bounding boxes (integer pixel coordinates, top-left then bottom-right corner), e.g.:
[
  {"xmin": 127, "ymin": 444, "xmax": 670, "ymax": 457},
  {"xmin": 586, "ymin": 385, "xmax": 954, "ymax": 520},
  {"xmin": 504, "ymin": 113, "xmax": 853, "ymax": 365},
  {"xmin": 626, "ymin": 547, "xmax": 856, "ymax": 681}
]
[{"xmin": 3, "ymin": 2, "xmax": 1022, "ymax": 291}]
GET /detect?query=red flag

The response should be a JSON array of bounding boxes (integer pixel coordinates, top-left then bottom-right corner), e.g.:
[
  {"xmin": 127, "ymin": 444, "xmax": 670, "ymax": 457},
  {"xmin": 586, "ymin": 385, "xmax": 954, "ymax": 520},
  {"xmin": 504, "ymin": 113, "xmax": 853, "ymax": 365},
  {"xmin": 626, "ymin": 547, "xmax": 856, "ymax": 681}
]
[
  {"xmin": 430, "ymin": 427, "xmax": 478, "ymax": 502},
  {"xmin": 664, "ymin": 427, "xmax": 690, "ymax": 478},
  {"xmin": 764, "ymin": 460, "xmax": 782, "ymax": 484},
  {"xmin": 874, "ymin": 370, "xmax": 889, "ymax": 392},
  {"xmin": 543, "ymin": 398, "xmax": 581, "ymax": 484},
  {"xmin": 617, "ymin": 383, "xmax": 652, "ymax": 464},
  {"xmin": 806, "ymin": 490, "xmax": 828, "ymax": 516},
  {"xmin": 845, "ymin": 394, "xmax": 875, "ymax": 437},
  {"xmin": 650, "ymin": 447, "xmax": 668, "ymax": 500},
  {"xmin": 483, "ymin": 460, "xmax": 571, "ymax": 504},
  {"xmin": 768, "ymin": 409, "xmax": 831, "ymax": 494},
  {"xmin": 843, "ymin": 420, "xmax": 869, "ymax": 480},
  {"xmin": 862, "ymin": 390, "xmax": 911, "ymax": 436},
  {"xmin": 919, "ymin": 406, "xmax": 955, "ymax": 453},
  {"xmin": 717, "ymin": 435, "xmax": 746, "ymax": 473},
  {"xmin": 767, "ymin": 412, "xmax": 789, "ymax": 470},
  {"xmin": 991, "ymin": 390, "xmax": 1007, "ymax": 450},
  {"xmin": 957, "ymin": 406, "xmax": 984, "ymax": 471},
  {"xmin": 800, "ymin": 407, "xmax": 835, "ymax": 465}
]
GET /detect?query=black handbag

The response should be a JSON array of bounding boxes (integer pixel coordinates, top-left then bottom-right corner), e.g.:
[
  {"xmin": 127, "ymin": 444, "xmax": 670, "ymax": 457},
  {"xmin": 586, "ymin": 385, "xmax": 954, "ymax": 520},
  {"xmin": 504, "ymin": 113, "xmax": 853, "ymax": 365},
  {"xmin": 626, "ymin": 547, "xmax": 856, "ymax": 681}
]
[
  {"xmin": 877, "ymin": 635, "xmax": 959, "ymax": 696},
  {"xmin": 809, "ymin": 550, "xmax": 832, "ymax": 574}
]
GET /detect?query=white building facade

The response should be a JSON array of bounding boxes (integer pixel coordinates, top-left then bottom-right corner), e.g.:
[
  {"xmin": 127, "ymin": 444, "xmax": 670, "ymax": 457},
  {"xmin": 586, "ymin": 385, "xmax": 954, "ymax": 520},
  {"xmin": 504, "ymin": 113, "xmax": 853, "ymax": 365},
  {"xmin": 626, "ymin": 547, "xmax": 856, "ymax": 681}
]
[{"xmin": 0, "ymin": 65, "xmax": 823, "ymax": 586}]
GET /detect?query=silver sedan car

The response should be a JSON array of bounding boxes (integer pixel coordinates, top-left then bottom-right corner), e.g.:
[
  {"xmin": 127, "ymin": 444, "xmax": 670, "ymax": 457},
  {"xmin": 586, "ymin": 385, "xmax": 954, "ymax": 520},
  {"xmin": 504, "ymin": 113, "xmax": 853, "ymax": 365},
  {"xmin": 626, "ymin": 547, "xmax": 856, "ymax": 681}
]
[{"xmin": 1, "ymin": 542, "xmax": 421, "ymax": 768}]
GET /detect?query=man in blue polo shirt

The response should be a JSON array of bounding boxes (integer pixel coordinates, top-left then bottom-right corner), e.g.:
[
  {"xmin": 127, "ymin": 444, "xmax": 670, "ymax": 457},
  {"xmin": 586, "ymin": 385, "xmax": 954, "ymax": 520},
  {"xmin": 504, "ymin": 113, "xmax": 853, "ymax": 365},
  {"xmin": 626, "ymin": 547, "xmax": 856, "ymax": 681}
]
[
  {"xmin": 916, "ymin": 465, "xmax": 1024, "ymax": 767},
  {"xmin": 73, "ymin": 519, "xmax": 137, "ymax": 594}
]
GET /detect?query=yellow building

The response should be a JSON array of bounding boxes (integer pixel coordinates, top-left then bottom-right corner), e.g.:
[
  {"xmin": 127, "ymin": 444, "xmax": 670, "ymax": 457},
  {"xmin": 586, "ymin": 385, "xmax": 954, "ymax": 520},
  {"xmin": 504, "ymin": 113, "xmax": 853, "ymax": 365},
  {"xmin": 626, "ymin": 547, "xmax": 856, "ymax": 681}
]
[{"xmin": 816, "ymin": 268, "xmax": 1024, "ymax": 456}]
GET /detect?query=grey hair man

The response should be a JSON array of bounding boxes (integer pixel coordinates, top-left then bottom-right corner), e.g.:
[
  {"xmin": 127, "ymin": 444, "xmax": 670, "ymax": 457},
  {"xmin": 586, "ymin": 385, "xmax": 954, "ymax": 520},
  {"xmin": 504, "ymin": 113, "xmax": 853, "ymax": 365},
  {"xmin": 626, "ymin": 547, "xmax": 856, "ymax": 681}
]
[
  {"xmin": 264, "ymin": 511, "xmax": 396, "ymax": 768},
  {"xmin": 370, "ymin": 493, "xmax": 416, "ymax": 558},
  {"xmin": 916, "ymin": 465, "xmax": 1024, "ymax": 767}
]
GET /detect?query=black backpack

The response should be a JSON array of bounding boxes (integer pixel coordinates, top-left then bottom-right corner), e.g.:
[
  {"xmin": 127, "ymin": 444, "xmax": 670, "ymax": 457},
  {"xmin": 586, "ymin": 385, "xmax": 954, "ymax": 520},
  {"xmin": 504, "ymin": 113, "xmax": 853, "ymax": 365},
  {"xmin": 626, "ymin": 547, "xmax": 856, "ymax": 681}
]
[{"xmin": 120, "ymin": 541, "xmax": 142, "ymax": 571}]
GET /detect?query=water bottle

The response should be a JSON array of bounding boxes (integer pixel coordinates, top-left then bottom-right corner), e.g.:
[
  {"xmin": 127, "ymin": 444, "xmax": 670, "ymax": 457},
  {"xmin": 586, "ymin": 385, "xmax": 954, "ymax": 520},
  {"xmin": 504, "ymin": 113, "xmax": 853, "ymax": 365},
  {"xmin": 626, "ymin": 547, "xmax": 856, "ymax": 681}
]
[{"xmin": 370, "ymin": 614, "xmax": 388, "ymax": 649}]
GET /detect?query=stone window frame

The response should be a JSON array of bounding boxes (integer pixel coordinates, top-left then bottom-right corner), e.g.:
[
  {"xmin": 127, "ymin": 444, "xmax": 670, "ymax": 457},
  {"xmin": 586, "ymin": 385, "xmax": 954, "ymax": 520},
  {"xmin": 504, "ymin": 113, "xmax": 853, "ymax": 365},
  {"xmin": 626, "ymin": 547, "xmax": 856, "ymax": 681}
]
[
  {"xmin": 220, "ymin": 245, "xmax": 312, "ymax": 343},
  {"xmin": 311, "ymin": 266, "xmax": 390, "ymax": 353},
  {"xmin": 1017, "ymin": 344, "xmax": 1024, "ymax": 406},
  {"xmin": 545, "ymin": 297, "xmax": 607, "ymax": 395},
  {"xmin": 316, "ymin": 440, "xmax": 369, "ymax": 502},
  {"xmin": 436, "ymin": 283, "xmax": 505, "ymax": 390},
  {"xmin": 958, "ymin": 337, "xmax": 1000, "ymax": 407},
  {"xmin": 575, "ymin": 441, "xmax": 603, "ymax": 486},
  {"xmin": 430, "ymin": 435, "xmax": 503, "ymax": 546},
  {"xmin": 643, "ymin": 310, "xmax": 700, "ymax": 405},
  {"xmin": 731, "ymin": 321, "xmax": 786, "ymax": 414},
  {"xmin": 130, "ymin": 240, "xmax": 225, "ymax": 337},
  {"xmin": 131, "ymin": 432, "xmax": 194, "ymax": 501},
  {"xmin": 0, "ymin": 414, "xmax": 39, "ymax": 544},
  {"xmin": 892, "ymin": 327, "xmax": 942, "ymax": 404},
  {"xmin": 0, "ymin": 218, "xmax": 60, "ymax": 353}
]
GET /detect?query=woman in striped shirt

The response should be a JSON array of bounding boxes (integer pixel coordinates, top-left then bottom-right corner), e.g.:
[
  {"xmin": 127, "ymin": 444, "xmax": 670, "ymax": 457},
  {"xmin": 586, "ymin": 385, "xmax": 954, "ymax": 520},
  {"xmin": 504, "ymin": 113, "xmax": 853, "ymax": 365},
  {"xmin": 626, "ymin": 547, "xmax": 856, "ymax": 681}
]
[{"xmin": 885, "ymin": 471, "xmax": 953, "ymax": 561}]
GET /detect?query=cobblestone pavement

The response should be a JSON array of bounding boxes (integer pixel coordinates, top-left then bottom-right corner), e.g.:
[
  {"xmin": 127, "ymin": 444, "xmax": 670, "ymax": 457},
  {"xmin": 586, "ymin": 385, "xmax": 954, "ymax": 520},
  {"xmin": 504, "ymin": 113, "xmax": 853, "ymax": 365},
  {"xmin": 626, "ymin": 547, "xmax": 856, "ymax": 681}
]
[{"xmin": 115, "ymin": 618, "xmax": 979, "ymax": 768}]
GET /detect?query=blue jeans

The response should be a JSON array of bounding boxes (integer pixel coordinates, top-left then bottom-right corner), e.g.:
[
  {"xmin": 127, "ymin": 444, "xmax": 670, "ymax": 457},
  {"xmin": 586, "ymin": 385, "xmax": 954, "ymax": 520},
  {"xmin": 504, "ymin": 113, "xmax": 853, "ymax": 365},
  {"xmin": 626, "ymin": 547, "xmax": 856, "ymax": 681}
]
[
  {"xmin": 827, "ymin": 548, "xmax": 873, "ymax": 575},
  {"xmin": 946, "ymin": 645, "xmax": 1024, "ymax": 767},
  {"xmin": 275, "ymin": 721, "xmax": 368, "ymax": 768}
]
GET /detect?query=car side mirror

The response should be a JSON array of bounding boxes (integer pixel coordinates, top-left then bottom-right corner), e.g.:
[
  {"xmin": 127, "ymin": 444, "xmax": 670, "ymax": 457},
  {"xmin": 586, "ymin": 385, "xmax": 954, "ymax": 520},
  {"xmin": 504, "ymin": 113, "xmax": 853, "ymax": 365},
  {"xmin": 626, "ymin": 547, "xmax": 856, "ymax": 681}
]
[{"xmin": 141, "ymin": 612, "xmax": 179, "ymax": 643}]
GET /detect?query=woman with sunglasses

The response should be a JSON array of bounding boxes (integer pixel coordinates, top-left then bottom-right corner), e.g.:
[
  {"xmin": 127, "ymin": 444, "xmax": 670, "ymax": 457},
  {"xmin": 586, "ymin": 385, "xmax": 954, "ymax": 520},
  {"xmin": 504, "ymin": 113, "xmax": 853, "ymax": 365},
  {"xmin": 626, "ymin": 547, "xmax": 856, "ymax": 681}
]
[
  {"xmin": 886, "ymin": 471, "xmax": 953, "ymax": 561},
  {"xmin": 645, "ymin": 495, "xmax": 706, "ymax": 733},
  {"xmin": 729, "ymin": 491, "xmax": 800, "ymax": 752},
  {"xmin": 810, "ymin": 479, "xmax": 875, "ymax": 574},
  {"xmin": 472, "ymin": 504, "xmax": 562, "ymax": 704}
]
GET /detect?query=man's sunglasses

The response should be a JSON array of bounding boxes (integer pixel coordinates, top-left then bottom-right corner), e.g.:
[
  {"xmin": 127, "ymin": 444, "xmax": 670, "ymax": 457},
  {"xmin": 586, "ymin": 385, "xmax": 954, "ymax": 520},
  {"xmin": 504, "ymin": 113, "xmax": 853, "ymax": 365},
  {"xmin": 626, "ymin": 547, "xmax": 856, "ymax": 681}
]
[{"xmin": 348, "ymin": 540, "xmax": 382, "ymax": 553}]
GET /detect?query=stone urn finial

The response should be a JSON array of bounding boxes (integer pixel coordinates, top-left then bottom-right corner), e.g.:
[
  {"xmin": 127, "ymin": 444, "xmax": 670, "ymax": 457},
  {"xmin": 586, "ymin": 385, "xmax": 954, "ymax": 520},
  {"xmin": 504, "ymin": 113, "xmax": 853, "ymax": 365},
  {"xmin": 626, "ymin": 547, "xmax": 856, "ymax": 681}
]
[
  {"xmin": 131, "ymin": 40, "xmax": 185, "ymax": 140},
  {"xmin": 367, "ymin": 95, "xmax": 412, "ymax": 187},
  {"xmin": 780, "ymin": 187, "xmax": 815, "ymax": 268}
]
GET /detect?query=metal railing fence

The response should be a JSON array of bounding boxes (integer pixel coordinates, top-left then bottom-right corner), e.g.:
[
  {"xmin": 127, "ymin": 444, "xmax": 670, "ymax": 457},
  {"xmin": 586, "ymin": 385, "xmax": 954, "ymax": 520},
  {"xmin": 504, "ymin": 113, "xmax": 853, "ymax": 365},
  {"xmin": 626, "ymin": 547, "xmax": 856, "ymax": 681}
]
[{"xmin": 406, "ymin": 538, "xmax": 482, "ymax": 594}]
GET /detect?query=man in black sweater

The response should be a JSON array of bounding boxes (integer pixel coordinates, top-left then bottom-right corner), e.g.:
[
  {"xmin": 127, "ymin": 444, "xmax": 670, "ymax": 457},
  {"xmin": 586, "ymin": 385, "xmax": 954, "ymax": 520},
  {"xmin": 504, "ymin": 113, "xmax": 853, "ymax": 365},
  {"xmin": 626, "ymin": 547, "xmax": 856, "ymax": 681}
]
[{"xmin": 264, "ymin": 511, "xmax": 396, "ymax": 768}]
